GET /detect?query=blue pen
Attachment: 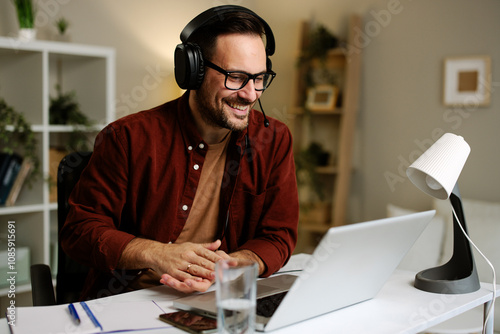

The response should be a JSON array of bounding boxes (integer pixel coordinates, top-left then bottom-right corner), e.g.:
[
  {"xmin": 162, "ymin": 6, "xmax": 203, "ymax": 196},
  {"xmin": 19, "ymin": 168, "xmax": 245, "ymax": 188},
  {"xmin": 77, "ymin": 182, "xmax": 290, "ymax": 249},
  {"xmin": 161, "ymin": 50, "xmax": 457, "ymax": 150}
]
[
  {"xmin": 80, "ymin": 301, "xmax": 103, "ymax": 330},
  {"xmin": 68, "ymin": 303, "xmax": 80, "ymax": 324}
]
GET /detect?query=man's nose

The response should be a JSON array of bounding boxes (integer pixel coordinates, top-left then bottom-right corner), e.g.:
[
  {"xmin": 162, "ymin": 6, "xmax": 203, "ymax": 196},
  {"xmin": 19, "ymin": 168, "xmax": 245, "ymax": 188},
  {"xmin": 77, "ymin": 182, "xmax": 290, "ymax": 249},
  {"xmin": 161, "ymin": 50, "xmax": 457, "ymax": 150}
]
[{"xmin": 237, "ymin": 79, "xmax": 260, "ymax": 101}]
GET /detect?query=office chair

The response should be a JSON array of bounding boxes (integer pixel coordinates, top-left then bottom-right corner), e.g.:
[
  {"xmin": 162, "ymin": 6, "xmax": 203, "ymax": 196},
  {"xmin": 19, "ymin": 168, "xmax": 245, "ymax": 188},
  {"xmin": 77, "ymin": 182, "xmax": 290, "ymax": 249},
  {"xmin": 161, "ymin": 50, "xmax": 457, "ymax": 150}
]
[{"xmin": 30, "ymin": 151, "xmax": 92, "ymax": 306}]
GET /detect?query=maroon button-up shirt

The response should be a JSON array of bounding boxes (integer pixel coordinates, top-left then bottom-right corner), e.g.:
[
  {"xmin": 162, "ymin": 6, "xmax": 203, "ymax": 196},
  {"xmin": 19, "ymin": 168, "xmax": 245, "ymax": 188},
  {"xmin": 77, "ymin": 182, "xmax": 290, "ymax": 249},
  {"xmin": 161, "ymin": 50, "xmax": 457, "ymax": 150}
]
[{"xmin": 61, "ymin": 92, "xmax": 298, "ymax": 298}]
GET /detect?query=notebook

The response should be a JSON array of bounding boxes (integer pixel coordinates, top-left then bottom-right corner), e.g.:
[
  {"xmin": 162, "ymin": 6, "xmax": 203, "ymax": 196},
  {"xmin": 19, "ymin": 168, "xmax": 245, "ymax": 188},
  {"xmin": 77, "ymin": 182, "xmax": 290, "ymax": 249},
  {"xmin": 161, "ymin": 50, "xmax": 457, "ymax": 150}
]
[{"xmin": 173, "ymin": 210, "xmax": 435, "ymax": 332}]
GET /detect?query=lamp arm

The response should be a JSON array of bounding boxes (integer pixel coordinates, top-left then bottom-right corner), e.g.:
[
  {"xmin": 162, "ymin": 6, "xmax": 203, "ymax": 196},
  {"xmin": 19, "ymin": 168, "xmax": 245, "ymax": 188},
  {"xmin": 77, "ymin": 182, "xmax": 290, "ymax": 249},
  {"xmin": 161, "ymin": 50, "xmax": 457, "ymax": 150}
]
[{"xmin": 448, "ymin": 184, "xmax": 474, "ymax": 265}]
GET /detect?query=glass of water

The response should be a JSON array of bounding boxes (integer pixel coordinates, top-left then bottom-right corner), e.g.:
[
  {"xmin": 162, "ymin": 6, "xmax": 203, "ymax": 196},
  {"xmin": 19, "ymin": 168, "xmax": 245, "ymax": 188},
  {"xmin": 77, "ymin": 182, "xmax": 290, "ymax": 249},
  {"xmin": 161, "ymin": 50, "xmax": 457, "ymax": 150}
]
[{"xmin": 215, "ymin": 259, "xmax": 258, "ymax": 334}]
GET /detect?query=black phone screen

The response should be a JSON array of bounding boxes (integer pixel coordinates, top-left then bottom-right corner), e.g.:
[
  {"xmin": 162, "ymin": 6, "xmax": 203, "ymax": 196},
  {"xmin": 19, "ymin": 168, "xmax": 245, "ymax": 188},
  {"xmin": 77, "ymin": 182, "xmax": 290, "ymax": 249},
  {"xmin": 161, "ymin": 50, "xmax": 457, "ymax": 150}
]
[{"xmin": 159, "ymin": 311, "xmax": 217, "ymax": 334}]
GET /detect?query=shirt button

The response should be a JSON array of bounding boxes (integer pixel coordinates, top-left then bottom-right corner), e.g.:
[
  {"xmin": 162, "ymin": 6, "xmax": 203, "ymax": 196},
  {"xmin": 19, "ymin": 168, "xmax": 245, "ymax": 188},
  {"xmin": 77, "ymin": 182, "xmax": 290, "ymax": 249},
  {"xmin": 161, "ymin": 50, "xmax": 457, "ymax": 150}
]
[
  {"xmin": 193, "ymin": 164, "xmax": 199, "ymax": 170},
  {"xmin": 182, "ymin": 205, "xmax": 188, "ymax": 211},
  {"xmin": 199, "ymin": 143, "xmax": 205, "ymax": 149},
  {"xmin": 188, "ymin": 145, "xmax": 193, "ymax": 151}
]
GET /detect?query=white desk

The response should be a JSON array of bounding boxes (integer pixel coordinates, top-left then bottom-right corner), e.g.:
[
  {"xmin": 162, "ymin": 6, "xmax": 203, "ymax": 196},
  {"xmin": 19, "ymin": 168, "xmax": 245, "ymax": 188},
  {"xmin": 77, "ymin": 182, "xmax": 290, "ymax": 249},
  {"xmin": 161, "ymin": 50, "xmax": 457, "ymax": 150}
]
[{"xmin": 2, "ymin": 264, "xmax": 497, "ymax": 333}]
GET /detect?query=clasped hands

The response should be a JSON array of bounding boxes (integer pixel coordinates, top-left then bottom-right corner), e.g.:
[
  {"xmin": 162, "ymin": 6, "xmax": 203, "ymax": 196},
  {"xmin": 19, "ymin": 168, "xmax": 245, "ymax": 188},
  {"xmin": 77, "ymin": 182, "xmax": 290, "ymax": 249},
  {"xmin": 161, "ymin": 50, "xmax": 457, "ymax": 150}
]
[
  {"xmin": 158, "ymin": 239, "xmax": 234, "ymax": 293},
  {"xmin": 121, "ymin": 238, "xmax": 262, "ymax": 293}
]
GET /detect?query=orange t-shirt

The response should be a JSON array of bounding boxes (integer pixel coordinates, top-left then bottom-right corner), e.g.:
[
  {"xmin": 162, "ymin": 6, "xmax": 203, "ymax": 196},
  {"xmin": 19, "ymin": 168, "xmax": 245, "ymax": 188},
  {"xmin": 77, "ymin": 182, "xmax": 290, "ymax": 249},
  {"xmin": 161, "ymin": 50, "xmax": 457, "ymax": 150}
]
[{"xmin": 175, "ymin": 133, "xmax": 231, "ymax": 244}]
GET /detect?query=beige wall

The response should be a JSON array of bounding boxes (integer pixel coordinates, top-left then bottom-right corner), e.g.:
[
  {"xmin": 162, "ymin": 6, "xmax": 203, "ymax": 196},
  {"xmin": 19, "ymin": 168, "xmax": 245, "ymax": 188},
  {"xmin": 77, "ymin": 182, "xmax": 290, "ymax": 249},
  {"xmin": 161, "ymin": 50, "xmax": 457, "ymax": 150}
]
[
  {"xmin": 2, "ymin": 0, "xmax": 499, "ymax": 222},
  {"xmin": 357, "ymin": 0, "xmax": 500, "ymax": 221}
]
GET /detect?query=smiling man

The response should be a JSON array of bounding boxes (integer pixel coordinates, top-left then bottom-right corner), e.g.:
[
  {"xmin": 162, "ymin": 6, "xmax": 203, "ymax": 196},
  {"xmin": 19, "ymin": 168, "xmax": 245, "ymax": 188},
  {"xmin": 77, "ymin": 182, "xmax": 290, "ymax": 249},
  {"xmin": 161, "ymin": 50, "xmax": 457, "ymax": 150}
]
[{"xmin": 60, "ymin": 5, "xmax": 299, "ymax": 299}]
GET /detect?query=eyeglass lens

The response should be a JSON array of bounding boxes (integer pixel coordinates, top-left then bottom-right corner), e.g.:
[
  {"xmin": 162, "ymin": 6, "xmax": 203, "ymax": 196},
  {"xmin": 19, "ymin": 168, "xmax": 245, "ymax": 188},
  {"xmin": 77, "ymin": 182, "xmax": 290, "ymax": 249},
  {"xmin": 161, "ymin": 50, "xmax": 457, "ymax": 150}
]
[
  {"xmin": 205, "ymin": 60, "xmax": 275, "ymax": 91},
  {"xmin": 225, "ymin": 72, "xmax": 273, "ymax": 91}
]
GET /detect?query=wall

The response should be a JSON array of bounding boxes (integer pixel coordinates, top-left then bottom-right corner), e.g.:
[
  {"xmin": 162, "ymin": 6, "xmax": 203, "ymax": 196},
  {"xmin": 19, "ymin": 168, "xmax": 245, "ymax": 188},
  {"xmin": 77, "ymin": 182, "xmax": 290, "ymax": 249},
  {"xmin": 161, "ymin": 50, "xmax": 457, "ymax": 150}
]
[
  {"xmin": 358, "ymin": 0, "xmax": 500, "ymax": 221},
  {"xmin": 0, "ymin": 0, "xmax": 257, "ymax": 118},
  {"xmin": 1, "ymin": 0, "xmax": 499, "ymax": 222},
  {"xmin": 260, "ymin": 0, "xmax": 500, "ymax": 222}
]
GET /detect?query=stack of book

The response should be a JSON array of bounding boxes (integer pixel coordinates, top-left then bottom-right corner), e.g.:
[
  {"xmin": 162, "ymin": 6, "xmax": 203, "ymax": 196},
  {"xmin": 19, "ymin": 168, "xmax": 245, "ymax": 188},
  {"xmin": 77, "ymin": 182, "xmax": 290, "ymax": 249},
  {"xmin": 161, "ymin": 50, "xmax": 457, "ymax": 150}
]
[{"xmin": 0, "ymin": 153, "xmax": 33, "ymax": 206}]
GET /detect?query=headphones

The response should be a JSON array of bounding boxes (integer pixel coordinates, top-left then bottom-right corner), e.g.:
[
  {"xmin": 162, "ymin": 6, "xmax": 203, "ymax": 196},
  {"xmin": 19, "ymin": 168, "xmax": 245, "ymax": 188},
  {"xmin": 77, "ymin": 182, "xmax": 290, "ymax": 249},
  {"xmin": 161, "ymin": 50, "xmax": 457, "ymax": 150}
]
[{"xmin": 174, "ymin": 5, "xmax": 275, "ymax": 90}]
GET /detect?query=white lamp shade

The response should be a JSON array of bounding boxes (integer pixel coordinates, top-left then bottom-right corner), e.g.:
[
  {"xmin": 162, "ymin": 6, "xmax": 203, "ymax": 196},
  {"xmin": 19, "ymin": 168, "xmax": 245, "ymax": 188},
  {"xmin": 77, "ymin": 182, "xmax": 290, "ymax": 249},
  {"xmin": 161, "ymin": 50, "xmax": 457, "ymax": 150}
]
[{"xmin": 406, "ymin": 133, "xmax": 470, "ymax": 200}]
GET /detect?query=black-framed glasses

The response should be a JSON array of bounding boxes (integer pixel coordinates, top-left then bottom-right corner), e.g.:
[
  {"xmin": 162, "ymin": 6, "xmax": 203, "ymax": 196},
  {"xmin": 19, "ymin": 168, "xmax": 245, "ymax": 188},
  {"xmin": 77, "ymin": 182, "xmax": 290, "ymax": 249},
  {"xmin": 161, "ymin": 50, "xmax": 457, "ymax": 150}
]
[{"xmin": 205, "ymin": 60, "xmax": 276, "ymax": 91}]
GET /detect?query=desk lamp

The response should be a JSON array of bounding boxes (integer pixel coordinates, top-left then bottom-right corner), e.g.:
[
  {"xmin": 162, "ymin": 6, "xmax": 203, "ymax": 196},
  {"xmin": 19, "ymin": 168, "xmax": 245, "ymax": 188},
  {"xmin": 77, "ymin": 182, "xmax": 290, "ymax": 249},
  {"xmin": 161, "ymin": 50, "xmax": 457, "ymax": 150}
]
[{"xmin": 406, "ymin": 133, "xmax": 480, "ymax": 294}]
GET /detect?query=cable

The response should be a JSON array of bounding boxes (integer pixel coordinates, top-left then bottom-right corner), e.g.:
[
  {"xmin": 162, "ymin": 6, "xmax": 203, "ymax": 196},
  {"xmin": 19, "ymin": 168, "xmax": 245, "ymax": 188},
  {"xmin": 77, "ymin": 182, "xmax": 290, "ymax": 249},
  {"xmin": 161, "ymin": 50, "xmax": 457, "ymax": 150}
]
[
  {"xmin": 451, "ymin": 206, "xmax": 496, "ymax": 334},
  {"xmin": 257, "ymin": 98, "xmax": 269, "ymax": 127}
]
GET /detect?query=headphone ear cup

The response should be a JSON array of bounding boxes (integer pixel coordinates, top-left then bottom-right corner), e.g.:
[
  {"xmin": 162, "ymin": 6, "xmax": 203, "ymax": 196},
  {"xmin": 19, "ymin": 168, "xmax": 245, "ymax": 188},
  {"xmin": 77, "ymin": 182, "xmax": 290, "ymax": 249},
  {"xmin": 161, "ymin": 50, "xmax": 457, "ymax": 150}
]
[
  {"xmin": 174, "ymin": 43, "xmax": 205, "ymax": 90},
  {"xmin": 190, "ymin": 43, "xmax": 205, "ymax": 90}
]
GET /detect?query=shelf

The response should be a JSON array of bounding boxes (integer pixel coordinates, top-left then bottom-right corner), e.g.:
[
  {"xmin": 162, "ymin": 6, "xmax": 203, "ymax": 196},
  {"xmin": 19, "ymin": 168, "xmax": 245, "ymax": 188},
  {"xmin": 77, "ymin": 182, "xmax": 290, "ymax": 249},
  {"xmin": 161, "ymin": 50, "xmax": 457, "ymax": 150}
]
[
  {"xmin": 0, "ymin": 283, "xmax": 32, "ymax": 296},
  {"xmin": 0, "ymin": 279, "xmax": 56, "ymax": 297},
  {"xmin": 0, "ymin": 204, "xmax": 45, "ymax": 215},
  {"xmin": 0, "ymin": 36, "xmax": 114, "ymax": 58},
  {"xmin": 316, "ymin": 166, "xmax": 338, "ymax": 174},
  {"xmin": 290, "ymin": 106, "xmax": 343, "ymax": 115},
  {"xmin": 299, "ymin": 222, "xmax": 331, "ymax": 233},
  {"xmin": 47, "ymin": 124, "xmax": 107, "ymax": 132},
  {"xmin": 6, "ymin": 124, "xmax": 107, "ymax": 133},
  {"xmin": 0, "ymin": 37, "xmax": 115, "ymax": 307},
  {"xmin": 293, "ymin": 15, "xmax": 362, "ymax": 253}
]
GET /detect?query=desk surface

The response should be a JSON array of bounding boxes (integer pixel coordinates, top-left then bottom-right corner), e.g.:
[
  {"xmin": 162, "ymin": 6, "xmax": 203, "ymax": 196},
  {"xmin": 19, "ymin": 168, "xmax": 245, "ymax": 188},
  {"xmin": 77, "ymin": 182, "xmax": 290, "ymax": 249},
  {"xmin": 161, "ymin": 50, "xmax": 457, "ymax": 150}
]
[{"xmin": 2, "ymin": 258, "xmax": 497, "ymax": 334}]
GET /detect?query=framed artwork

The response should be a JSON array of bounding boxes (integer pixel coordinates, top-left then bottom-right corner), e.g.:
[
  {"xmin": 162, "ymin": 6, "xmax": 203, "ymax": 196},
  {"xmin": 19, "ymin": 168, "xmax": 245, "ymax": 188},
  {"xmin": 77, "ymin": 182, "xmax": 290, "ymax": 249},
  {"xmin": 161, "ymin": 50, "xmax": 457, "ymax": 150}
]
[
  {"xmin": 443, "ymin": 56, "xmax": 491, "ymax": 107},
  {"xmin": 306, "ymin": 85, "xmax": 338, "ymax": 111}
]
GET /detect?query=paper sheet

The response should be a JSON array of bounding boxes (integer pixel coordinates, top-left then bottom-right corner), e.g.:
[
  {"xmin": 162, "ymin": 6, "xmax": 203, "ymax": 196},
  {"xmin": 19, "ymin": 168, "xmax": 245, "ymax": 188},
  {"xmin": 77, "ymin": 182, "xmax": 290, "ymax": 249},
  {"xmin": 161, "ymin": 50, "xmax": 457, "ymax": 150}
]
[{"xmin": 9, "ymin": 300, "xmax": 171, "ymax": 334}]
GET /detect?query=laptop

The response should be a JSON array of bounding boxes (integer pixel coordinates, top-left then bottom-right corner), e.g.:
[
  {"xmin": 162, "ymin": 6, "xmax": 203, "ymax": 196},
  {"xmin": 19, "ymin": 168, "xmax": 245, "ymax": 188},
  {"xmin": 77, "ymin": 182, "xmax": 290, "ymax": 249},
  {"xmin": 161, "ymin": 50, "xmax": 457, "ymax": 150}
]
[{"xmin": 173, "ymin": 210, "xmax": 435, "ymax": 332}]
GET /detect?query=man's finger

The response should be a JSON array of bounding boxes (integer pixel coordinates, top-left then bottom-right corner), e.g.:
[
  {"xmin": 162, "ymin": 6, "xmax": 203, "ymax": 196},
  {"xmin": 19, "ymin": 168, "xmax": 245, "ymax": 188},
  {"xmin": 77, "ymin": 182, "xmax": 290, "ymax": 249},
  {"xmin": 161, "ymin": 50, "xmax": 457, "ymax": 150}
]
[
  {"xmin": 202, "ymin": 239, "xmax": 221, "ymax": 251},
  {"xmin": 160, "ymin": 274, "xmax": 212, "ymax": 293}
]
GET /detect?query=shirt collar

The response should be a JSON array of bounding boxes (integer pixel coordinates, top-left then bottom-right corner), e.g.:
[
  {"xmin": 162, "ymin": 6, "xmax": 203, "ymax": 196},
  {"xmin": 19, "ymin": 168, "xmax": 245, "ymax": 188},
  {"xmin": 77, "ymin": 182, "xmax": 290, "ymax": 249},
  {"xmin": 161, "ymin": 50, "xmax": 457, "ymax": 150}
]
[{"xmin": 176, "ymin": 91, "xmax": 248, "ymax": 152}]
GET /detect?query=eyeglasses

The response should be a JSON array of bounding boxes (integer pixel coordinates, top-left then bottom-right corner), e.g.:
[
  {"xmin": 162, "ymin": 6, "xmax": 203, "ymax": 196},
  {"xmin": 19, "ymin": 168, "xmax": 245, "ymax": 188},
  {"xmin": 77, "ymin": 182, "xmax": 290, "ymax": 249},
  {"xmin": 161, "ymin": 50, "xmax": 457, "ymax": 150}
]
[{"xmin": 204, "ymin": 60, "xmax": 276, "ymax": 91}]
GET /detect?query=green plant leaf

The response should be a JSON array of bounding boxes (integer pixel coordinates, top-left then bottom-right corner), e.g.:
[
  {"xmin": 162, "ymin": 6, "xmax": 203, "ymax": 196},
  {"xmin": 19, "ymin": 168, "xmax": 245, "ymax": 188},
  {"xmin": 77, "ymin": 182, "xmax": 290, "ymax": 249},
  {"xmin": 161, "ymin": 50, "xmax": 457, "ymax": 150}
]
[
  {"xmin": 13, "ymin": 0, "xmax": 35, "ymax": 29},
  {"xmin": 0, "ymin": 97, "xmax": 40, "ymax": 185}
]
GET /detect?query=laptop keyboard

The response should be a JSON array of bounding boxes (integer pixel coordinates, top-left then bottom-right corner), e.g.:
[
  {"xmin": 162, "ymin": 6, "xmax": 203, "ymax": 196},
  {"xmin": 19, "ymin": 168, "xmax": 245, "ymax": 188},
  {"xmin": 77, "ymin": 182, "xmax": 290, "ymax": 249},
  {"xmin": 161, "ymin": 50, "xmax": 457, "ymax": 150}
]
[{"xmin": 256, "ymin": 291, "xmax": 288, "ymax": 318}]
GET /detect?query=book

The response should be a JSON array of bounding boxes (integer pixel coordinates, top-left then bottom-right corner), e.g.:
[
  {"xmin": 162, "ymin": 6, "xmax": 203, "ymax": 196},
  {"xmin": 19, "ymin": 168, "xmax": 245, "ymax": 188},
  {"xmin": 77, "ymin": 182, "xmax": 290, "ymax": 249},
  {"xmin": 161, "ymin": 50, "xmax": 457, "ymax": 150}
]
[
  {"xmin": 5, "ymin": 158, "xmax": 33, "ymax": 206},
  {"xmin": 0, "ymin": 153, "xmax": 15, "ymax": 184},
  {"xmin": 0, "ymin": 153, "xmax": 23, "ymax": 205}
]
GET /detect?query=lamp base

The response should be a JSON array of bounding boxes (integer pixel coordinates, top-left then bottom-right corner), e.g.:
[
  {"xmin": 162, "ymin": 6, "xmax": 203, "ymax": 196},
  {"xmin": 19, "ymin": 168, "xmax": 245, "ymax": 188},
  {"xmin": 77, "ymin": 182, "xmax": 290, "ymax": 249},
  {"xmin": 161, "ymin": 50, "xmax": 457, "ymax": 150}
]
[
  {"xmin": 414, "ymin": 184, "xmax": 481, "ymax": 294},
  {"xmin": 414, "ymin": 263, "xmax": 480, "ymax": 294}
]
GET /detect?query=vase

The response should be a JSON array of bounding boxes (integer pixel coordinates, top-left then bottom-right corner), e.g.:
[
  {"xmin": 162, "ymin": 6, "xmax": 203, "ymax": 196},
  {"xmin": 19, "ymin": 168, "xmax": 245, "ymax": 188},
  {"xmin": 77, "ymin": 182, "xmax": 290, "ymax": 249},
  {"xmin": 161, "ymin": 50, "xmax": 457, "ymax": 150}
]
[{"xmin": 18, "ymin": 28, "xmax": 37, "ymax": 42}]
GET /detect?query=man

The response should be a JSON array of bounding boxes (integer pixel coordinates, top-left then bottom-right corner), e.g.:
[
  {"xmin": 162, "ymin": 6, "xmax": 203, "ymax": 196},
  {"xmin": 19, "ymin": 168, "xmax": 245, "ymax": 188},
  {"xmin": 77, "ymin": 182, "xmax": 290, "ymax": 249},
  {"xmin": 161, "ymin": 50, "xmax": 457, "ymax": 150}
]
[{"xmin": 60, "ymin": 5, "xmax": 298, "ymax": 299}]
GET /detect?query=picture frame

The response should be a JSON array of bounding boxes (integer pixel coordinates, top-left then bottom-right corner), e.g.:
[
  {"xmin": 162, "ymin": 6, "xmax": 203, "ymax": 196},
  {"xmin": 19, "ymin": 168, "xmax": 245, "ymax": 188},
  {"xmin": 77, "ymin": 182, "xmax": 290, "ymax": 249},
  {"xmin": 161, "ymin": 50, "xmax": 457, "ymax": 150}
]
[
  {"xmin": 306, "ymin": 85, "xmax": 338, "ymax": 111},
  {"xmin": 443, "ymin": 55, "xmax": 491, "ymax": 107}
]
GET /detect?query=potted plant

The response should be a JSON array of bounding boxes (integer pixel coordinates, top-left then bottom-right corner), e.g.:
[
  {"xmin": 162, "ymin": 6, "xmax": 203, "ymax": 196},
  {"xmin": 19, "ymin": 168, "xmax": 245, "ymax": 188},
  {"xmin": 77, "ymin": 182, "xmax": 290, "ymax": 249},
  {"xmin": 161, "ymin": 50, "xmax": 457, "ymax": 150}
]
[
  {"xmin": 47, "ymin": 85, "xmax": 94, "ymax": 201},
  {"xmin": 50, "ymin": 84, "xmax": 94, "ymax": 152},
  {"xmin": 54, "ymin": 17, "xmax": 71, "ymax": 41},
  {"xmin": 55, "ymin": 17, "xmax": 69, "ymax": 34},
  {"xmin": 297, "ymin": 24, "xmax": 340, "ymax": 70},
  {"xmin": 295, "ymin": 142, "xmax": 330, "ymax": 197},
  {"xmin": 0, "ymin": 97, "xmax": 40, "ymax": 186},
  {"xmin": 12, "ymin": 0, "xmax": 36, "ymax": 41},
  {"xmin": 295, "ymin": 146, "xmax": 330, "ymax": 225},
  {"xmin": 295, "ymin": 142, "xmax": 332, "ymax": 224},
  {"xmin": 297, "ymin": 24, "xmax": 343, "ymax": 113}
]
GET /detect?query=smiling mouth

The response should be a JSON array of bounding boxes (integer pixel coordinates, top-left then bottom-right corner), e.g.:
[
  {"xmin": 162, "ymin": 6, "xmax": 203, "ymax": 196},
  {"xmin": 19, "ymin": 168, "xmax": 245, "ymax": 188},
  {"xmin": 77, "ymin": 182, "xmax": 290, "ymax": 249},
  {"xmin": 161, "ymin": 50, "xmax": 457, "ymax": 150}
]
[
  {"xmin": 226, "ymin": 101, "xmax": 249, "ymax": 112},
  {"xmin": 225, "ymin": 100, "xmax": 252, "ymax": 119}
]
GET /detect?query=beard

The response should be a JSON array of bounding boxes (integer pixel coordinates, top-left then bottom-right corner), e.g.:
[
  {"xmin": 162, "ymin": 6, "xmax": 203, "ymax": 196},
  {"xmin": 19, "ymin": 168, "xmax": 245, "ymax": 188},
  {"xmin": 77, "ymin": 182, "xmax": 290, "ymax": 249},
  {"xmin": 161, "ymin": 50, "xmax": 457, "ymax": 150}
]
[{"xmin": 193, "ymin": 85, "xmax": 255, "ymax": 132}]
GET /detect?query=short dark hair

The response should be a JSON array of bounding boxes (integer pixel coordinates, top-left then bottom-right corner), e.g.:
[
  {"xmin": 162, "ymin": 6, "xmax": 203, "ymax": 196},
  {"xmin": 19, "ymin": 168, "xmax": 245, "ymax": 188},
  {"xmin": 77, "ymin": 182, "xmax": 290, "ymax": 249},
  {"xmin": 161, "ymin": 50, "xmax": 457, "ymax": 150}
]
[{"xmin": 187, "ymin": 11, "xmax": 265, "ymax": 61}]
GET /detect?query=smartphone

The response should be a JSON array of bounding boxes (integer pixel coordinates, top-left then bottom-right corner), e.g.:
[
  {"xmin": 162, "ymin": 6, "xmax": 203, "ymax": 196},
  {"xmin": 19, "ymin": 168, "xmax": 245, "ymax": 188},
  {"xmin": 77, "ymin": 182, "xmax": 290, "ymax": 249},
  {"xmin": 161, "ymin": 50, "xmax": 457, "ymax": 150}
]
[{"xmin": 159, "ymin": 311, "xmax": 217, "ymax": 334}]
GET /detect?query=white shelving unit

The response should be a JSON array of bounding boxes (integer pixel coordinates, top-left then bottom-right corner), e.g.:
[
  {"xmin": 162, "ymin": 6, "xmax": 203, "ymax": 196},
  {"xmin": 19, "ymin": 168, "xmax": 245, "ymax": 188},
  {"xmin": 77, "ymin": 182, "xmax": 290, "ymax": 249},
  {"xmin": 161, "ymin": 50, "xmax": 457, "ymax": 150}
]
[{"xmin": 0, "ymin": 36, "xmax": 115, "ymax": 307}]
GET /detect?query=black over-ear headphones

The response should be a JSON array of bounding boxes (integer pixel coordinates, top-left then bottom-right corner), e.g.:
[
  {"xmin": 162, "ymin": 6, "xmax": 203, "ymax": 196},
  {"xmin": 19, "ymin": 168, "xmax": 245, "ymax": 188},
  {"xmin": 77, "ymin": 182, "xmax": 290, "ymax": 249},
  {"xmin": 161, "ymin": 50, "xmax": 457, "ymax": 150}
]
[{"xmin": 174, "ymin": 5, "xmax": 275, "ymax": 90}]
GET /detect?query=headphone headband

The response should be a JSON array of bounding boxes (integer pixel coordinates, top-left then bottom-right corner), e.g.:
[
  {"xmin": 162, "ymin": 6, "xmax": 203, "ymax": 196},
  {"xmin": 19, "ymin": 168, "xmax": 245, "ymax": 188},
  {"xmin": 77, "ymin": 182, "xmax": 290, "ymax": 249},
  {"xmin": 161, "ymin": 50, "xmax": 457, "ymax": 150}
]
[{"xmin": 180, "ymin": 5, "xmax": 275, "ymax": 56}]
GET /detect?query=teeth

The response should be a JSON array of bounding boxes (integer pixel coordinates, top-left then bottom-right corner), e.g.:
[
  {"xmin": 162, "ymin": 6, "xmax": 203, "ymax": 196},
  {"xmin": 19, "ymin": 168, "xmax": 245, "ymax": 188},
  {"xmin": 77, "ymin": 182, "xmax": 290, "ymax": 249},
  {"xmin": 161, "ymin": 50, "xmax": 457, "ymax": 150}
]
[{"xmin": 228, "ymin": 102, "xmax": 247, "ymax": 111}]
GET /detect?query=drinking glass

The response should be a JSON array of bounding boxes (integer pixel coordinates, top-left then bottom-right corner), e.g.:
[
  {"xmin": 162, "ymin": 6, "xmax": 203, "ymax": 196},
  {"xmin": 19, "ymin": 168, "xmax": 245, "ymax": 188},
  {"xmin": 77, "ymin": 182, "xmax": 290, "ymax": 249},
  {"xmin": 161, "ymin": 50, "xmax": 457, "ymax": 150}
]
[{"xmin": 215, "ymin": 259, "xmax": 258, "ymax": 334}]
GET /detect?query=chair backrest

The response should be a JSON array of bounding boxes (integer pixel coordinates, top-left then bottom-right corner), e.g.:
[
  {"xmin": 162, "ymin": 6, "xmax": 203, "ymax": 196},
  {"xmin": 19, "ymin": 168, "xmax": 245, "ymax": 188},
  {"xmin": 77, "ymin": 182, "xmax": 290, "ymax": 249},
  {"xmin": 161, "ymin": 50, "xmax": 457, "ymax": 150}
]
[
  {"xmin": 30, "ymin": 263, "xmax": 57, "ymax": 306},
  {"xmin": 56, "ymin": 151, "xmax": 92, "ymax": 304}
]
